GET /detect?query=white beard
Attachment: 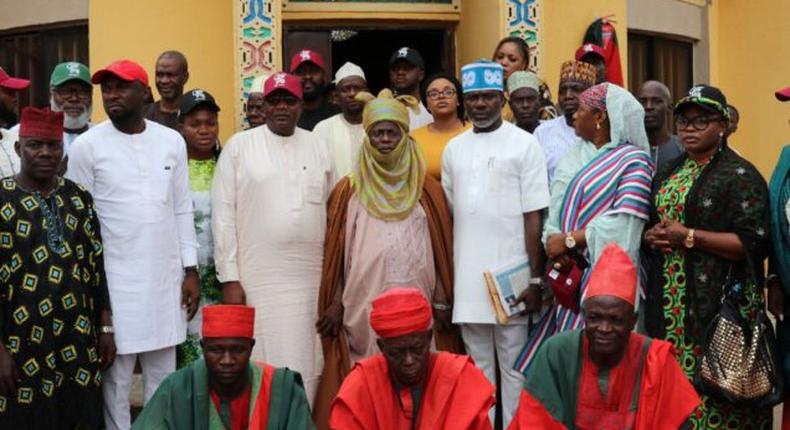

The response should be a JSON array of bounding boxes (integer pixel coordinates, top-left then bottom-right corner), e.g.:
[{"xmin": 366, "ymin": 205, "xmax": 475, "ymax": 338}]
[{"xmin": 51, "ymin": 97, "xmax": 92, "ymax": 130}]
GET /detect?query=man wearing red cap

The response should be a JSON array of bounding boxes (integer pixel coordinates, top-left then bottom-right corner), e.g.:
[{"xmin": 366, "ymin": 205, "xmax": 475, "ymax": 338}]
[
  {"xmin": 212, "ymin": 71, "xmax": 335, "ymax": 404},
  {"xmin": 329, "ymin": 287, "xmax": 495, "ymax": 430},
  {"xmin": 0, "ymin": 107, "xmax": 115, "ymax": 429},
  {"xmin": 133, "ymin": 305, "xmax": 314, "ymax": 429},
  {"xmin": 575, "ymin": 43, "xmax": 607, "ymax": 84},
  {"xmin": 65, "ymin": 59, "xmax": 199, "ymax": 430},
  {"xmin": 291, "ymin": 49, "xmax": 340, "ymax": 130},
  {"xmin": 508, "ymin": 243, "xmax": 700, "ymax": 430},
  {"xmin": 0, "ymin": 67, "xmax": 31, "ymax": 176}
]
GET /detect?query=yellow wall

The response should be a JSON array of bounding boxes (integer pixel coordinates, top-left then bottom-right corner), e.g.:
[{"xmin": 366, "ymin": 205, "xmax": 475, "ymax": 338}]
[
  {"xmin": 710, "ymin": 0, "xmax": 790, "ymax": 178},
  {"xmin": 540, "ymin": 0, "xmax": 627, "ymax": 96},
  {"xmin": 88, "ymin": 0, "xmax": 235, "ymax": 142},
  {"xmin": 456, "ymin": 0, "xmax": 503, "ymax": 70}
]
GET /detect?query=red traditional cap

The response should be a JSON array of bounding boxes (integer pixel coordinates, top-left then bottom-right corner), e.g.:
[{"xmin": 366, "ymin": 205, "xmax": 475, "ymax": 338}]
[
  {"xmin": 776, "ymin": 86, "xmax": 790, "ymax": 102},
  {"xmin": 19, "ymin": 107, "xmax": 63, "ymax": 140},
  {"xmin": 91, "ymin": 59, "xmax": 149, "ymax": 86},
  {"xmin": 370, "ymin": 287, "xmax": 432, "ymax": 339},
  {"xmin": 289, "ymin": 49, "xmax": 326, "ymax": 73},
  {"xmin": 575, "ymin": 43, "xmax": 606, "ymax": 62},
  {"xmin": 263, "ymin": 72, "xmax": 303, "ymax": 100},
  {"xmin": 202, "ymin": 305, "xmax": 255, "ymax": 339},
  {"xmin": 0, "ymin": 67, "xmax": 30, "ymax": 90},
  {"xmin": 584, "ymin": 243, "xmax": 637, "ymax": 307}
]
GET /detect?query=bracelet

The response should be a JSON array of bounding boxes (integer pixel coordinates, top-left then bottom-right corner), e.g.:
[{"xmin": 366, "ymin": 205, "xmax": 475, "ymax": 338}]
[
  {"xmin": 528, "ymin": 277, "xmax": 544, "ymax": 286},
  {"xmin": 100, "ymin": 325, "xmax": 114, "ymax": 334},
  {"xmin": 432, "ymin": 303, "xmax": 451, "ymax": 311}
]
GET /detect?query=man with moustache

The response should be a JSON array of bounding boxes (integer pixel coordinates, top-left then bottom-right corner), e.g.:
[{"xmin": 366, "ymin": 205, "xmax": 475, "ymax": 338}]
[
  {"xmin": 442, "ymin": 60, "xmax": 549, "ymax": 428},
  {"xmin": 145, "ymin": 50, "xmax": 190, "ymax": 130},
  {"xmin": 508, "ymin": 244, "xmax": 700, "ymax": 429},
  {"xmin": 636, "ymin": 80, "xmax": 683, "ymax": 169},
  {"xmin": 290, "ymin": 49, "xmax": 339, "ymax": 131},
  {"xmin": 212, "ymin": 72, "xmax": 335, "ymax": 403},
  {"xmin": 66, "ymin": 59, "xmax": 200, "ymax": 430},
  {"xmin": 49, "ymin": 62, "xmax": 94, "ymax": 175},
  {"xmin": 313, "ymin": 62, "xmax": 368, "ymax": 178},
  {"xmin": 389, "ymin": 47, "xmax": 433, "ymax": 130},
  {"xmin": 533, "ymin": 61, "xmax": 597, "ymax": 183}
]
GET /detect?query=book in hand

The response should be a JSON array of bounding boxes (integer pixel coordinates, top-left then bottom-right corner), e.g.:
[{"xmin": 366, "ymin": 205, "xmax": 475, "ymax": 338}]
[{"xmin": 484, "ymin": 257, "xmax": 530, "ymax": 324}]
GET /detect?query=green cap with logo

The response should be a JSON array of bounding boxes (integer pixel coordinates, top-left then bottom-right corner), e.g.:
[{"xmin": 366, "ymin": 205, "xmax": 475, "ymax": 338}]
[{"xmin": 50, "ymin": 62, "xmax": 91, "ymax": 87}]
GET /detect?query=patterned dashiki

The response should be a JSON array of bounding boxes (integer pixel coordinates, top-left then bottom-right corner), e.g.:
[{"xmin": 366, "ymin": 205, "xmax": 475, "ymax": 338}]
[
  {"xmin": 654, "ymin": 156, "xmax": 771, "ymax": 429},
  {"xmin": 0, "ymin": 177, "xmax": 109, "ymax": 429},
  {"xmin": 176, "ymin": 159, "xmax": 221, "ymax": 368}
]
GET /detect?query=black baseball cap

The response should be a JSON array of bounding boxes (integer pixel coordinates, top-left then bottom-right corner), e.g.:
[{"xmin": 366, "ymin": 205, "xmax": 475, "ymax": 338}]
[
  {"xmin": 674, "ymin": 84, "xmax": 730, "ymax": 120},
  {"xmin": 389, "ymin": 47, "xmax": 425, "ymax": 70},
  {"xmin": 179, "ymin": 88, "xmax": 220, "ymax": 120}
]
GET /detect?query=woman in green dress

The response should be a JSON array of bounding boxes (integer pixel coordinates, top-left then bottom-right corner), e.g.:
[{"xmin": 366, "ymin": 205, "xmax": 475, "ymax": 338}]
[
  {"xmin": 175, "ymin": 89, "xmax": 222, "ymax": 367},
  {"xmin": 643, "ymin": 85, "xmax": 771, "ymax": 429}
]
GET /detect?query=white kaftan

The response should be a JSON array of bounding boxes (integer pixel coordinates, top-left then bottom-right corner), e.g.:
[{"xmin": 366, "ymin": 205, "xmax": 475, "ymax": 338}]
[
  {"xmin": 313, "ymin": 113, "xmax": 365, "ymax": 179},
  {"xmin": 212, "ymin": 125, "xmax": 335, "ymax": 402}
]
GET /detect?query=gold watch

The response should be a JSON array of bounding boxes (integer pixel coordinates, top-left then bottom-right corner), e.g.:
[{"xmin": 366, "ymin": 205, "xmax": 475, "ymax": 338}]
[
  {"xmin": 684, "ymin": 228, "xmax": 696, "ymax": 249},
  {"xmin": 564, "ymin": 232, "xmax": 576, "ymax": 250}
]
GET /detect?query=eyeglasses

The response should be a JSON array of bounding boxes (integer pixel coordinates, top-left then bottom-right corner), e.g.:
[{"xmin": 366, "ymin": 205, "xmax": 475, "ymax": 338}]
[
  {"xmin": 53, "ymin": 87, "xmax": 91, "ymax": 100},
  {"xmin": 674, "ymin": 115, "xmax": 722, "ymax": 131},
  {"xmin": 426, "ymin": 88, "xmax": 456, "ymax": 99}
]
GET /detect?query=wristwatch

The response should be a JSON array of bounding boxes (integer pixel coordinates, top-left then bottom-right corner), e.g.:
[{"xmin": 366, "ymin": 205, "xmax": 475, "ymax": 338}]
[
  {"xmin": 684, "ymin": 228, "xmax": 696, "ymax": 249},
  {"xmin": 432, "ymin": 303, "xmax": 451, "ymax": 311},
  {"xmin": 100, "ymin": 325, "xmax": 114, "ymax": 334},
  {"xmin": 564, "ymin": 232, "xmax": 577, "ymax": 250}
]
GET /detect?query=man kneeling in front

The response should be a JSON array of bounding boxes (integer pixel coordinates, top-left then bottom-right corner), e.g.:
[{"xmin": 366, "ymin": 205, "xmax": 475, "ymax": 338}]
[
  {"xmin": 329, "ymin": 287, "xmax": 495, "ymax": 429},
  {"xmin": 133, "ymin": 305, "xmax": 315, "ymax": 429},
  {"xmin": 508, "ymin": 244, "xmax": 701, "ymax": 430}
]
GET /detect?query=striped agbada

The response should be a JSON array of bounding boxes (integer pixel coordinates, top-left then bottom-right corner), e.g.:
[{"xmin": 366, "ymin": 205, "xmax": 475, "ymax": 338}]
[{"xmin": 516, "ymin": 84, "xmax": 654, "ymax": 374}]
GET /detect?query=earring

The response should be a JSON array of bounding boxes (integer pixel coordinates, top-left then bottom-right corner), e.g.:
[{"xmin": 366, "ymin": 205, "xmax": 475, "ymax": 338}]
[{"xmin": 595, "ymin": 122, "xmax": 601, "ymax": 130}]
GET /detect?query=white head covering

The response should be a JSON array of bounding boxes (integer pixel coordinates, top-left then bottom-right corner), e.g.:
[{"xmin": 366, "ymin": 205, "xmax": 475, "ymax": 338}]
[
  {"xmin": 333, "ymin": 62, "xmax": 366, "ymax": 84},
  {"xmin": 604, "ymin": 84, "xmax": 649, "ymax": 151},
  {"xmin": 250, "ymin": 73, "xmax": 271, "ymax": 94}
]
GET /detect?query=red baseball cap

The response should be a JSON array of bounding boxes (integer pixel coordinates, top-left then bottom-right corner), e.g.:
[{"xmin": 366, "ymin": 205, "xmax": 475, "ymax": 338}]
[
  {"xmin": 263, "ymin": 72, "xmax": 303, "ymax": 100},
  {"xmin": 575, "ymin": 43, "xmax": 606, "ymax": 62},
  {"xmin": 0, "ymin": 67, "xmax": 31, "ymax": 90},
  {"xmin": 776, "ymin": 86, "xmax": 790, "ymax": 102},
  {"xmin": 289, "ymin": 49, "xmax": 326, "ymax": 73},
  {"xmin": 91, "ymin": 59, "xmax": 149, "ymax": 86}
]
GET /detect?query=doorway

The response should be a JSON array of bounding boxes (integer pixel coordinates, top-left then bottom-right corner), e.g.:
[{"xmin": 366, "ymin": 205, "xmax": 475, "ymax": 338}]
[{"xmin": 284, "ymin": 25, "xmax": 455, "ymax": 94}]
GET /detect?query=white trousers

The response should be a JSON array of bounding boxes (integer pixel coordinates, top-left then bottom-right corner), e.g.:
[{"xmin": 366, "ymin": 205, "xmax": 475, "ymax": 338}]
[
  {"xmin": 461, "ymin": 323, "xmax": 528, "ymax": 429},
  {"xmin": 103, "ymin": 346, "xmax": 176, "ymax": 430}
]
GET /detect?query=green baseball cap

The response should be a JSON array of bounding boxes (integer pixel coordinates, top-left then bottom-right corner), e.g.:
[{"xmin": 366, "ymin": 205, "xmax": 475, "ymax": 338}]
[{"xmin": 50, "ymin": 61, "xmax": 91, "ymax": 87}]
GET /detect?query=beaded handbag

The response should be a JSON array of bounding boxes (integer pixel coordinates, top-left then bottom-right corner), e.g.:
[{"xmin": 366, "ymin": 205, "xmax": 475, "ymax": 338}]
[{"xmin": 695, "ymin": 262, "xmax": 784, "ymax": 407}]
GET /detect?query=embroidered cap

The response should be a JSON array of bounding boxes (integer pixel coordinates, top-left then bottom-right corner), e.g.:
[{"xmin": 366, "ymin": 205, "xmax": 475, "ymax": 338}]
[
  {"xmin": 461, "ymin": 60, "xmax": 504, "ymax": 94},
  {"xmin": 19, "ymin": 107, "xmax": 64, "ymax": 141}
]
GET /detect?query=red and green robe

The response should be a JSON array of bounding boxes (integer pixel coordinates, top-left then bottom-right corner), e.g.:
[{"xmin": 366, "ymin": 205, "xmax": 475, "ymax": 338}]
[
  {"xmin": 131, "ymin": 359, "xmax": 314, "ymax": 429},
  {"xmin": 329, "ymin": 352, "xmax": 494, "ymax": 430},
  {"xmin": 508, "ymin": 330, "xmax": 699, "ymax": 430}
]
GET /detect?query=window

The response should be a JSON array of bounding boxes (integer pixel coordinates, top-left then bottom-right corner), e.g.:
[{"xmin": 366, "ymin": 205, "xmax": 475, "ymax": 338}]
[
  {"xmin": 628, "ymin": 31, "xmax": 693, "ymax": 102},
  {"xmin": 0, "ymin": 22, "xmax": 89, "ymax": 110}
]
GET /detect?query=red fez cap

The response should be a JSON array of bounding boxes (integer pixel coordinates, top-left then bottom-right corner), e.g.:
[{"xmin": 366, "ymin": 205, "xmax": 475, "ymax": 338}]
[
  {"xmin": 202, "ymin": 305, "xmax": 255, "ymax": 338},
  {"xmin": 91, "ymin": 59, "xmax": 149, "ymax": 86},
  {"xmin": 585, "ymin": 243, "xmax": 637, "ymax": 307},
  {"xmin": 263, "ymin": 72, "xmax": 303, "ymax": 100},
  {"xmin": 370, "ymin": 287, "xmax": 432, "ymax": 339},
  {"xmin": 289, "ymin": 49, "xmax": 327, "ymax": 73},
  {"xmin": 19, "ymin": 107, "xmax": 63, "ymax": 141}
]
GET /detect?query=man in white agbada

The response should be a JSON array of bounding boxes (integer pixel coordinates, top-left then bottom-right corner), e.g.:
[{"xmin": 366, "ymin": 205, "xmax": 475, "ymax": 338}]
[
  {"xmin": 313, "ymin": 62, "xmax": 367, "ymax": 178},
  {"xmin": 66, "ymin": 59, "xmax": 200, "ymax": 430},
  {"xmin": 212, "ymin": 71, "xmax": 335, "ymax": 403},
  {"xmin": 441, "ymin": 61, "xmax": 550, "ymax": 428}
]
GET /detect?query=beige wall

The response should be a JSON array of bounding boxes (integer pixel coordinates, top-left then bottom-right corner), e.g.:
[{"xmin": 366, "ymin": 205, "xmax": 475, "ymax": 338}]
[
  {"xmin": 0, "ymin": 0, "xmax": 88, "ymax": 30},
  {"xmin": 89, "ymin": 0, "xmax": 236, "ymax": 142},
  {"xmin": 711, "ymin": 0, "xmax": 790, "ymax": 178},
  {"xmin": 456, "ymin": 0, "xmax": 503, "ymax": 71}
]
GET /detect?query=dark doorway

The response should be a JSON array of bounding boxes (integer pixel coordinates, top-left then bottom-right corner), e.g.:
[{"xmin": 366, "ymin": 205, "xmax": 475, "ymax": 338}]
[{"xmin": 284, "ymin": 26, "xmax": 454, "ymax": 94}]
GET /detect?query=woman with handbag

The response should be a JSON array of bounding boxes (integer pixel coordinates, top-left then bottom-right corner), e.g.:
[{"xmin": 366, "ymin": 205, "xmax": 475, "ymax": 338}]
[
  {"xmin": 513, "ymin": 83, "xmax": 654, "ymax": 374},
  {"xmin": 644, "ymin": 85, "xmax": 773, "ymax": 429}
]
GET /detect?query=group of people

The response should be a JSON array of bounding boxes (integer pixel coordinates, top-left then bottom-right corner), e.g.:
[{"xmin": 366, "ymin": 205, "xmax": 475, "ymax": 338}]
[{"xmin": 0, "ymin": 33, "xmax": 788, "ymax": 430}]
